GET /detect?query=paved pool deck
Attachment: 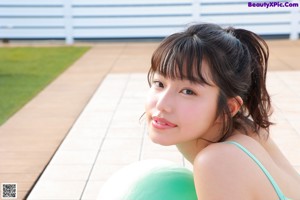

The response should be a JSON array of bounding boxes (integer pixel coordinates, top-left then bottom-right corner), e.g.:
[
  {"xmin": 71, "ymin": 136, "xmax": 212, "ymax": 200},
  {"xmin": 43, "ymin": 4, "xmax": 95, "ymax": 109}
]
[{"xmin": 0, "ymin": 40, "xmax": 300, "ymax": 200}]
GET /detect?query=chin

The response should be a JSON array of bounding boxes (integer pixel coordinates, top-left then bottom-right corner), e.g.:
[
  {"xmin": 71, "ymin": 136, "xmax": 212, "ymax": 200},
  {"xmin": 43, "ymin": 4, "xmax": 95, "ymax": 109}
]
[{"xmin": 149, "ymin": 132, "xmax": 174, "ymax": 146}]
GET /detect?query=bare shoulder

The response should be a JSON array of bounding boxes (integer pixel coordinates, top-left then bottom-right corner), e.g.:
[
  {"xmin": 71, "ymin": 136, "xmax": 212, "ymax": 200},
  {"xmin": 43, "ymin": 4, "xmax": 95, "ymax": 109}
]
[
  {"xmin": 193, "ymin": 142, "xmax": 254, "ymax": 199},
  {"xmin": 194, "ymin": 142, "xmax": 237, "ymax": 171},
  {"xmin": 193, "ymin": 142, "xmax": 252, "ymax": 179}
]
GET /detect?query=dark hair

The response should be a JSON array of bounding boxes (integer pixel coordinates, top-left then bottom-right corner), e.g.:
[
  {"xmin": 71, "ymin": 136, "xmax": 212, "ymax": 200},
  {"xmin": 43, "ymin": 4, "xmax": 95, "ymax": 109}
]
[{"xmin": 148, "ymin": 23, "xmax": 273, "ymax": 142}]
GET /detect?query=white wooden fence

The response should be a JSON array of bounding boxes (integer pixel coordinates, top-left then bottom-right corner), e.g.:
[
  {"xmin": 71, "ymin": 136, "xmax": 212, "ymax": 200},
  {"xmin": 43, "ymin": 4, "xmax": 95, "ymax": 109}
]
[{"xmin": 0, "ymin": 0, "xmax": 299, "ymax": 44}]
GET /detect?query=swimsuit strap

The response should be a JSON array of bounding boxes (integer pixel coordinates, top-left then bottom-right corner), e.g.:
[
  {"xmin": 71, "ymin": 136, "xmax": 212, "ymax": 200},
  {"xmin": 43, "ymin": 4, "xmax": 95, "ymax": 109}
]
[{"xmin": 225, "ymin": 141, "xmax": 287, "ymax": 200}]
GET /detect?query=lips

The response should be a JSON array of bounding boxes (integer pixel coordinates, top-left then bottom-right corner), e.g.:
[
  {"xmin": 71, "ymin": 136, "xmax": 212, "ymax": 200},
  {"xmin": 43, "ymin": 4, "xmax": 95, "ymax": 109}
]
[{"xmin": 151, "ymin": 116, "xmax": 177, "ymax": 129}]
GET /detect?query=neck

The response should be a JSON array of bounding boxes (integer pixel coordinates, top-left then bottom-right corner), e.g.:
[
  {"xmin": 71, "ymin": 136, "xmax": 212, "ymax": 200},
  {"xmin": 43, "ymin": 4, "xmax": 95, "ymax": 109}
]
[
  {"xmin": 177, "ymin": 123, "xmax": 223, "ymax": 163},
  {"xmin": 176, "ymin": 139, "xmax": 211, "ymax": 164}
]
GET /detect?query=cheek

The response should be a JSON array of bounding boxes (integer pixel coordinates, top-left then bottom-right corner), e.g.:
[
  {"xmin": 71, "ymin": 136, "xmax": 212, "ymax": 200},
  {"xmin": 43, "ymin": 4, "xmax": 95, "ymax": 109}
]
[
  {"xmin": 179, "ymin": 107, "xmax": 202, "ymax": 125},
  {"xmin": 178, "ymin": 100, "xmax": 217, "ymax": 124},
  {"xmin": 145, "ymin": 91, "xmax": 156, "ymax": 113}
]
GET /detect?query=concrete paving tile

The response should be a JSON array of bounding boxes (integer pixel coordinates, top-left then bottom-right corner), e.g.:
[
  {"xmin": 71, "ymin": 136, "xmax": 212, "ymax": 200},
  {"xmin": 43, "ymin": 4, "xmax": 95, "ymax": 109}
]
[
  {"xmin": 295, "ymin": 166, "xmax": 300, "ymax": 174},
  {"xmin": 96, "ymin": 150, "xmax": 140, "ymax": 165},
  {"xmin": 284, "ymin": 113, "xmax": 300, "ymax": 121},
  {"xmin": 108, "ymin": 120, "xmax": 144, "ymax": 129},
  {"xmin": 271, "ymin": 88, "xmax": 296, "ymax": 100},
  {"xmin": 71, "ymin": 113, "xmax": 114, "ymax": 130},
  {"xmin": 112, "ymin": 105, "xmax": 144, "ymax": 116},
  {"xmin": 271, "ymin": 126, "xmax": 300, "ymax": 166},
  {"xmin": 81, "ymin": 181, "xmax": 105, "ymax": 200},
  {"xmin": 74, "ymin": 120, "xmax": 110, "ymax": 130},
  {"xmin": 141, "ymin": 137, "xmax": 184, "ymax": 165},
  {"xmin": 279, "ymin": 147, "xmax": 300, "ymax": 166},
  {"xmin": 112, "ymin": 109, "xmax": 144, "ymax": 122},
  {"xmin": 118, "ymin": 95, "xmax": 146, "ymax": 104},
  {"xmin": 276, "ymin": 75, "xmax": 300, "ymax": 94},
  {"xmin": 96, "ymin": 138, "xmax": 141, "ymax": 165},
  {"xmin": 93, "ymin": 85, "xmax": 128, "ymax": 99},
  {"xmin": 91, "ymin": 77, "xmax": 129, "ymax": 100},
  {"xmin": 67, "ymin": 127, "xmax": 108, "ymax": 139},
  {"xmin": 288, "ymin": 121, "xmax": 300, "ymax": 135},
  {"xmin": 277, "ymin": 71, "xmax": 300, "ymax": 81},
  {"xmin": 269, "ymin": 109, "xmax": 287, "ymax": 123},
  {"xmin": 100, "ymin": 138, "xmax": 142, "ymax": 152},
  {"xmin": 38, "ymin": 165, "xmax": 92, "ymax": 181},
  {"xmin": 106, "ymin": 127, "xmax": 144, "ymax": 139},
  {"xmin": 83, "ymin": 98, "xmax": 120, "ymax": 113},
  {"xmin": 58, "ymin": 136, "xmax": 103, "ymax": 151},
  {"xmin": 119, "ymin": 87, "xmax": 147, "ymax": 99},
  {"xmin": 96, "ymin": 137, "xmax": 142, "ymax": 166},
  {"xmin": 122, "ymin": 90, "xmax": 148, "ymax": 99},
  {"xmin": 88, "ymin": 164, "xmax": 125, "ymax": 181},
  {"xmin": 270, "ymin": 121, "xmax": 297, "ymax": 136},
  {"xmin": 128, "ymin": 73, "xmax": 149, "ymax": 81},
  {"xmin": 271, "ymin": 128, "xmax": 300, "ymax": 148},
  {"xmin": 114, "ymin": 106, "xmax": 145, "ymax": 118},
  {"xmin": 270, "ymin": 121, "xmax": 298, "ymax": 139},
  {"xmin": 141, "ymin": 136, "xmax": 179, "ymax": 152},
  {"xmin": 50, "ymin": 150, "xmax": 98, "ymax": 165},
  {"xmin": 27, "ymin": 181, "xmax": 86, "ymax": 200},
  {"xmin": 274, "ymin": 105, "xmax": 300, "ymax": 117}
]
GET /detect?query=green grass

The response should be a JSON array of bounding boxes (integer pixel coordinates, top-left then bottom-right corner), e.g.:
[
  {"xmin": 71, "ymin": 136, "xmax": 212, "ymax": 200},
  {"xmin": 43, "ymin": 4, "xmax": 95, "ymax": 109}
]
[{"xmin": 0, "ymin": 46, "xmax": 90, "ymax": 125}]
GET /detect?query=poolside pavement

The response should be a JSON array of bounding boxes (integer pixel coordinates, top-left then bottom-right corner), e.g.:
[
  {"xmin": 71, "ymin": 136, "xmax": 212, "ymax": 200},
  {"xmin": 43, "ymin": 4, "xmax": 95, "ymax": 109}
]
[{"xmin": 0, "ymin": 40, "xmax": 300, "ymax": 200}]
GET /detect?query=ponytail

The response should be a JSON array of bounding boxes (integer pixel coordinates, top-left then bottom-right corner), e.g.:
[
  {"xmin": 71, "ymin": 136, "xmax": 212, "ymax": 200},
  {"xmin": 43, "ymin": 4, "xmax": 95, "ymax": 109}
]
[{"xmin": 231, "ymin": 28, "xmax": 273, "ymax": 135}]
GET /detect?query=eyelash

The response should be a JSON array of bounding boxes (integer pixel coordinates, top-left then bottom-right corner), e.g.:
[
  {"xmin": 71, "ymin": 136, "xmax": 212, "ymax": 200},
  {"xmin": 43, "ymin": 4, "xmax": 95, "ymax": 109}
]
[
  {"xmin": 181, "ymin": 89, "xmax": 196, "ymax": 95},
  {"xmin": 152, "ymin": 80, "xmax": 164, "ymax": 88},
  {"xmin": 152, "ymin": 80, "xmax": 197, "ymax": 96}
]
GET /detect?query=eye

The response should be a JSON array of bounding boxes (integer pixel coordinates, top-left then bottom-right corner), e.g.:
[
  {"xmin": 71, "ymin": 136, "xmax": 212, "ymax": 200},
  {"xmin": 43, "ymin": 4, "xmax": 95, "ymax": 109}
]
[
  {"xmin": 152, "ymin": 80, "xmax": 164, "ymax": 88},
  {"xmin": 181, "ymin": 89, "xmax": 196, "ymax": 95}
]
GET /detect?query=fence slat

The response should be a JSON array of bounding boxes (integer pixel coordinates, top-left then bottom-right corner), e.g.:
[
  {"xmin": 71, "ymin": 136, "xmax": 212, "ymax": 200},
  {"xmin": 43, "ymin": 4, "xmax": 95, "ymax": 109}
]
[
  {"xmin": 0, "ymin": 0, "xmax": 299, "ymax": 43},
  {"xmin": 72, "ymin": 17, "xmax": 193, "ymax": 27},
  {"xmin": 72, "ymin": 6, "xmax": 193, "ymax": 16}
]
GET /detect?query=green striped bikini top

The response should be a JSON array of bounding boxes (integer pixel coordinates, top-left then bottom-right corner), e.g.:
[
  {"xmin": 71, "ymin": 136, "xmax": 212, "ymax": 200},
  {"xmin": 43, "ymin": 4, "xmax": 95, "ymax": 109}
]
[{"xmin": 225, "ymin": 141, "xmax": 291, "ymax": 200}]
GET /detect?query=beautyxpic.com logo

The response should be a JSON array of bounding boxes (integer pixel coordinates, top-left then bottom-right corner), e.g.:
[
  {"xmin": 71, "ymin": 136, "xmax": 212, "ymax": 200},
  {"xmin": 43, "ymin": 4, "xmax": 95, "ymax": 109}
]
[{"xmin": 248, "ymin": 1, "xmax": 299, "ymax": 8}]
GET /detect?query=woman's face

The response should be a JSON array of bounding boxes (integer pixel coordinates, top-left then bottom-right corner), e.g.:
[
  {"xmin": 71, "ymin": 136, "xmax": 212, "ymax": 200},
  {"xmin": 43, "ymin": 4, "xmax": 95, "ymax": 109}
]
[{"xmin": 145, "ymin": 61, "xmax": 221, "ymax": 146}]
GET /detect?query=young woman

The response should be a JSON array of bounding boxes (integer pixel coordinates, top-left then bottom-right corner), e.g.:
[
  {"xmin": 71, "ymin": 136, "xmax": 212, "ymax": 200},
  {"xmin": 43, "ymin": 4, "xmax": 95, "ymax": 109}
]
[{"xmin": 145, "ymin": 23, "xmax": 300, "ymax": 200}]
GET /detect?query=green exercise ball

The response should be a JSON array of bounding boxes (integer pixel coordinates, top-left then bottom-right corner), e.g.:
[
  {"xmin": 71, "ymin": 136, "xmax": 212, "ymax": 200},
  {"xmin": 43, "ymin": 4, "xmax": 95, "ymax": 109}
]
[{"xmin": 97, "ymin": 159, "xmax": 197, "ymax": 200}]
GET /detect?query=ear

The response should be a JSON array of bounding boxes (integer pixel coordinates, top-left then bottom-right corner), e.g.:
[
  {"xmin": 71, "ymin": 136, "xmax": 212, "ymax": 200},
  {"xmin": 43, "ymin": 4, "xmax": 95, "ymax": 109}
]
[{"xmin": 227, "ymin": 96, "xmax": 243, "ymax": 117}]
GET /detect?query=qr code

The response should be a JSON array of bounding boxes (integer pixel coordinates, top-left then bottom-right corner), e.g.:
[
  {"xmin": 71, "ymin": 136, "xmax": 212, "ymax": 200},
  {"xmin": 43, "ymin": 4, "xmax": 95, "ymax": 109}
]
[{"xmin": 1, "ymin": 183, "xmax": 17, "ymax": 199}]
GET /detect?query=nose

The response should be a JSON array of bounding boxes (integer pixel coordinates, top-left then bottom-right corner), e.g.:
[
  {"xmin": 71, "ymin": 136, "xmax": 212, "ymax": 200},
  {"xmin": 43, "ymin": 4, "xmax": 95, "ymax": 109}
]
[{"xmin": 156, "ymin": 89, "xmax": 173, "ymax": 113}]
